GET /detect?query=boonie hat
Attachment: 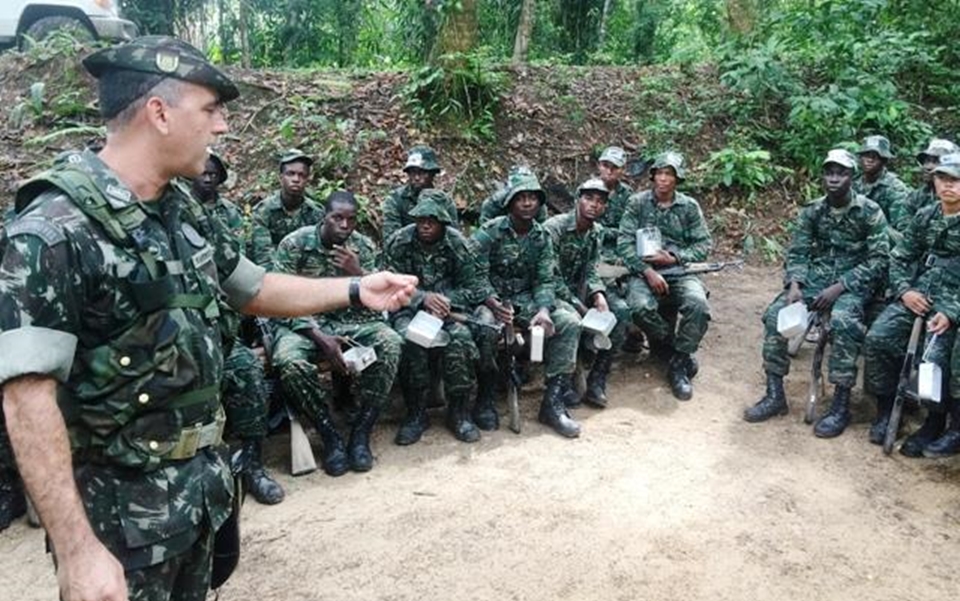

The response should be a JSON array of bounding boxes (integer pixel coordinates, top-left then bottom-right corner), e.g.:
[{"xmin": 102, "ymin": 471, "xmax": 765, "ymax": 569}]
[
  {"xmin": 577, "ymin": 177, "xmax": 609, "ymax": 197},
  {"xmin": 857, "ymin": 135, "xmax": 894, "ymax": 159},
  {"xmin": 933, "ymin": 153, "xmax": 960, "ymax": 179},
  {"xmin": 599, "ymin": 146, "xmax": 627, "ymax": 168},
  {"xmin": 917, "ymin": 139, "xmax": 960, "ymax": 163},
  {"xmin": 650, "ymin": 151, "xmax": 686, "ymax": 180},
  {"xmin": 822, "ymin": 148, "xmax": 857, "ymax": 170},
  {"xmin": 278, "ymin": 148, "xmax": 314, "ymax": 168},
  {"xmin": 502, "ymin": 174, "xmax": 546, "ymax": 208},
  {"xmin": 409, "ymin": 189, "xmax": 457, "ymax": 224},
  {"xmin": 404, "ymin": 146, "xmax": 441, "ymax": 172}
]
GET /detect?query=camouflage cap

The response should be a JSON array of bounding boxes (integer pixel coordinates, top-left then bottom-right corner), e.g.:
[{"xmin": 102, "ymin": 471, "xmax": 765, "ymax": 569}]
[
  {"xmin": 577, "ymin": 177, "xmax": 609, "ymax": 197},
  {"xmin": 508, "ymin": 164, "xmax": 534, "ymax": 180},
  {"xmin": 207, "ymin": 150, "xmax": 229, "ymax": 184},
  {"xmin": 278, "ymin": 148, "xmax": 313, "ymax": 168},
  {"xmin": 409, "ymin": 188, "xmax": 457, "ymax": 224},
  {"xmin": 83, "ymin": 36, "xmax": 239, "ymax": 103},
  {"xmin": 933, "ymin": 153, "xmax": 960, "ymax": 179},
  {"xmin": 822, "ymin": 148, "xmax": 857, "ymax": 170},
  {"xmin": 404, "ymin": 145, "xmax": 441, "ymax": 172},
  {"xmin": 599, "ymin": 146, "xmax": 627, "ymax": 168},
  {"xmin": 917, "ymin": 138, "xmax": 960, "ymax": 163},
  {"xmin": 857, "ymin": 135, "xmax": 894, "ymax": 159},
  {"xmin": 503, "ymin": 173, "xmax": 546, "ymax": 208},
  {"xmin": 650, "ymin": 151, "xmax": 686, "ymax": 180}
]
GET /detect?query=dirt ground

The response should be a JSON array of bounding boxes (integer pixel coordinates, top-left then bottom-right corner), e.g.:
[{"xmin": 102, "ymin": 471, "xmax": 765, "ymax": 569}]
[{"xmin": 2, "ymin": 265, "xmax": 959, "ymax": 601}]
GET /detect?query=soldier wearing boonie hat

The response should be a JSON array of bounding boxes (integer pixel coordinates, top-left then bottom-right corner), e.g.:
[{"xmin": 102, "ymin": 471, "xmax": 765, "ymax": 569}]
[
  {"xmin": 853, "ymin": 135, "xmax": 909, "ymax": 227},
  {"xmin": 478, "ymin": 164, "xmax": 548, "ymax": 224},
  {"xmin": 889, "ymin": 138, "xmax": 960, "ymax": 233},
  {"xmin": 596, "ymin": 146, "xmax": 634, "ymax": 263},
  {"xmin": 382, "ymin": 145, "xmax": 459, "ymax": 240}
]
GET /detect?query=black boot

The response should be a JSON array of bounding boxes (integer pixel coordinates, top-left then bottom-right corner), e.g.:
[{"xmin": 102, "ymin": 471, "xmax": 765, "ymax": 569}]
[
  {"xmin": 538, "ymin": 376, "xmax": 581, "ymax": 438},
  {"xmin": 668, "ymin": 352, "xmax": 693, "ymax": 401},
  {"xmin": 240, "ymin": 439, "xmax": 285, "ymax": 505},
  {"xmin": 900, "ymin": 411, "xmax": 947, "ymax": 457},
  {"xmin": 868, "ymin": 395, "xmax": 894, "ymax": 445},
  {"xmin": 473, "ymin": 371, "xmax": 500, "ymax": 431},
  {"xmin": 814, "ymin": 385, "xmax": 852, "ymax": 438},
  {"xmin": 583, "ymin": 351, "xmax": 613, "ymax": 408},
  {"xmin": 348, "ymin": 406, "xmax": 379, "ymax": 472},
  {"xmin": 559, "ymin": 373, "xmax": 582, "ymax": 408},
  {"xmin": 446, "ymin": 393, "xmax": 481, "ymax": 443},
  {"xmin": 394, "ymin": 388, "xmax": 429, "ymax": 446},
  {"xmin": 744, "ymin": 373, "xmax": 788, "ymax": 422},
  {"xmin": 0, "ymin": 474, "xmax": 26, "ymax": 532},
  {"xmin": 314, "ymin": 409, "xmax": 348, "ymax": 477},
  {"xmin": 923, "ymin": 401, "xmax": 960, "ymax": 458}
]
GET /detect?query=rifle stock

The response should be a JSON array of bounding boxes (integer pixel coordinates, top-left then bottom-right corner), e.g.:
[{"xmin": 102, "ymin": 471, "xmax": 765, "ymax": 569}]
[
  {"xmin": 884, "ymin": 316, "xmax": 924, "ymax": 455},
  {"xmin": 503, "ymin": 305, "xmax": 522, "ymax": 434},
  {"xmin": 596, "ymin": 259, "xmax": 744, "ymax": 281}
]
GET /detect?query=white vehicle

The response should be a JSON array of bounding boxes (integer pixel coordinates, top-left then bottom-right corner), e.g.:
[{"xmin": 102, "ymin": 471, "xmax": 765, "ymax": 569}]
[{"xmin": 0, "ymin": 1, "xmax": 138, "ymax": 47}]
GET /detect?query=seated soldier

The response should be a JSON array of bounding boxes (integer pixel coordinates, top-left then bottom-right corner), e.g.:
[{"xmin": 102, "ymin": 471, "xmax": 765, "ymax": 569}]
[
  {"xmin": 853, "ymin": 135, "xmax": 909, "ymax": 228},
  {"xmin": 617, "ymin": 152, "xmax": 712, "ymax": 400},
  {"xmin": 544, "ymin": 177, "xmax": 624, "ymax": 408},
  {"xmin": 383, "ymin": 190, "xmax": 487, "ymax": 444},
  {"xmin": 270, "ymin": 191, "xmax": 402, "ymax": 475},
  {"xmin": 744, "ymin": 149, "xmax": 889, "ymax": 438},
  {"xmin": 864, "ymin": 152, "xmax": 960, "ymax": 457},
  {"xmin": 472, "ymin": 173, "xmax": 582, "ymax": 438},
  {"xmin": 888, "ymin": 138, "xmax": 959, "ymax": 235},
  {"xmin": 479, "ymin": 164, "xmax": 547, "ymax": 224},
  {"xmin": 382, "ymin": 145, "xmax": 459, "ymax": 240}
]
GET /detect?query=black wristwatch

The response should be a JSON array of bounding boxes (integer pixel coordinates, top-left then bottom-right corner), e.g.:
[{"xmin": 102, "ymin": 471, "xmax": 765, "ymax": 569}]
[{"xmin": 349, "ymin": 277, "xmax": 362, "ymax": 308}]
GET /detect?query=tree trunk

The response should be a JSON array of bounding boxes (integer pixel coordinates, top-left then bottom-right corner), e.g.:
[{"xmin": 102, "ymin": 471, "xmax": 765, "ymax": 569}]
[
  {"xmin": 512, "ymin": 0, "xmax": 535, "ymax": 64},
  {"xmin": 239, "ymin": 0, "xmax": 251, "ymax": 68},
  {"xmin": 433, "ymin": 0, "xmax": 478, "ymax": 59},
  {"xmin": 598, "ymin": 0, "xmax": 614, "ymax": 47}
]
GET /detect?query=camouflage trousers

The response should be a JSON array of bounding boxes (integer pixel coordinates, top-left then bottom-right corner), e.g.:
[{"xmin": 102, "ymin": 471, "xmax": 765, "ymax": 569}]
[
  {"xmin": 272, "ymin": 322, "xmax": 402, "ymax": 423},
  {"xmin": 393, "ymin": 312, "xmax": 478, "ymax": 399},
  {"xmin": 600, "ymin": 280, "xmax": 633, "ymax": 349},
  {"xmin": 222, "ymin": 344, "xmax": 268, "ymax": 440},
  {"xmin": 864, "ymin": 301, "xmax": 957, "ymax": 407},
  {"xmin": 762, "ymin": 289, "xmax": 869, "ymax": 387},
  {"xmin": 624, "ymin": 274, "xmax": 710, "ymax": 354},
  {"xmin": 122, "ymin": 528, "xmax": 215, "ymax": 601}
]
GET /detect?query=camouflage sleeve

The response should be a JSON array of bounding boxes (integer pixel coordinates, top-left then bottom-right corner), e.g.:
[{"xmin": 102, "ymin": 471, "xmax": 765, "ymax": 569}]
[
  {"xmin": 0, "ymin": 230, "xmax": 80, "ymax": 385},
  {"xmin": 543, "ymin": 219, "xmax": 576, "ymax": 305},
  {"xmin": 585, "ymin": 230, "xmax": 605, "ymax": 298},
  {"xmin": 479, "ymin": 190, "xmax": 504, "ymax": 225},
  {"xmin": 271, "ymin": 234, "xmax": 319, "ymax": 333},
  {"xmin": 617, "ymin": 194, "xmax": 645, "ymax": 274},
  {"xmin": 470, "ymin": 227, "xmax": 498, "ymax": 301},
  {"xmin": 889, "ymin": 211, "xmax": 926, "ymax": 300},
  {"xmin": 784, "ymin": 205, "xmax": 815, "ymax": 288},
  {"xmin": 222, "ymin": 202, "xmax": 247, "ymax": 255},
  {"xmin": 838, "ymin": 206, "xmax": 889, "ymax": 295},
  {"xmin": 533, "ymin": 231, "xmax": 558, "ymax": 310},
  {"xmin": 380, "ymin": 192, "xmax": 403, "ymax": 242},
  {"xmin": 248, "ymin": 205, "xmax": 274, "ymax": 268},
  {"xmin": 888, "ymin": 189, "xmax": 920, "ymax": 235},
  {"xmin": 382, "ymin": 233, "xmax": 424, "ymax": 310},
  {"xmin": 447, "ymin": 237, "xmax": 484, "ymax": 309},
  {"xmin": 356, "ymin": 235, "xmax": 380, "ymax": 273},
  {"xmin": 675, "ymin": 201, "xmax": 712, "ymax": 264},
  {"xmin": 444, "ymin": 196, "xmax": 462, "ymax": 231}
]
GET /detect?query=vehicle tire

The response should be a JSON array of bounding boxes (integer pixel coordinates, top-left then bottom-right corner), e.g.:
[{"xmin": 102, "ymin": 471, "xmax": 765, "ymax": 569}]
[{"xmin": 21, "ymin": 15, "xmax": 95, "ymax": 48}]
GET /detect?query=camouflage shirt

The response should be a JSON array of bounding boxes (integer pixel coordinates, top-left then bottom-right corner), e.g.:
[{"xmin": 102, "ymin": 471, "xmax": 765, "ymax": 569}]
[
  {"xmin": 472, "ymin": 216, "xmax": 557, "ymax": 310},
  {"xmin": 479, "ymin": 186, "xmax": 548, "ymax": 225},
  {"xmin": 273, "ymin": 226, "xmax": 382, "ymax": 331},
  {"xmin": 248, "ymin": 190, "xmax": 324, "ymax": 268},
  {"xmin": 383, "ymin": 224, "xmax": 484, "ymax": 312},
  {"xmin": 890, "ymin": 202, "xmax": 960, "ymax": 322},
  {"xmin": 203, "ymin": 195, "xmax": 246, "ymax": 254},
  {"xmin": 852, "ymin": 169, "xmax": 909, "ymax": 224},
  {"xmin": 889, "ymin": 184, "xmax": 936, "ymax": 235},
  {"xmin": 783, "ymin": 193, "xmax": 889, "ymax": 295},
  {"xmin": 543, "ymin": 211, "xmax": 604, "ymax": 309},
  {"xmin": 382, "ymin": 184, "xmax": 459, "ymax": 241},
  {"xmin": 617, "ymin": 190, "xmax": 713, "ymax": 274},
  {"xmin": 597, "ymin": 180, "xmax": 633, "ymax": 263}
]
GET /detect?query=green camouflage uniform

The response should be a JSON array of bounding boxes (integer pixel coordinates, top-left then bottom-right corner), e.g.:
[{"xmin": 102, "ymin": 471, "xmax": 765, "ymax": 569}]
[
  {"xmin": 270, "ymin": 227, "xmax": 401, "ymax": 421},
  {"xmin": 616, "ymin": 189, "xmax": 713, "ymax": 354},
  {"xmin": 0, "ymin": 148, "xmax": 263, "ymax": 595},
  {"xmin": 479, "ymin": 186, "xmax": 547, "ymax": 224},
  {"xmin": 598, "ymin": 181, "xmax": 634, "ymax": 263},
  {"xmin": 472, "ymin": 216, "xmax": 580, "ymax": 379},
  {"xmin": 248, "ymin": 191, "xmax": 324, "ymax": 268},
  {"xmin": 763, "ymin": 193, "xmax": 889, "ymax": 385},
  {"xmin": 381, "ymin": 184, "xmax": 460, "ymax": 241},
  {"xmin": 853, "ymin": 169, "xmax": 909, "ymax": 243},
  {"xmin": 383, "ymin": 224, "xmax": 484, "ymax": 399},
  {"xmin": 889, "ymin": 184, "xmax": 936, "ymax": 236}
]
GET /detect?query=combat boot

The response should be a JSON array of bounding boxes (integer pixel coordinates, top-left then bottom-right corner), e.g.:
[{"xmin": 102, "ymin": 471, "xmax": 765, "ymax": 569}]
[
  {"xmin": 348, "ymin": 405, "xmax": 379, "ymax": 472},
  {"xmin": 668, "ymin": 352, "xmax": 693, "ymax": 401},
  {"xmin": 240, "ymin": 439, "xmax": 285, "ymax": 505},
  {"xmin": 314, "ymin": 409, "xmax": 348, "ymax": 477},
  {"xmin": 538, "ymin": 375, "xmax": 581, "ymax": 438},
  {"xmin": 0, "ymin": 475, "xmax": 26, "ymax": 532},
  {"xmin": 868, "ymin": 395, "xmax": 894, "ymax": 445},
  {"xmin": 560, "ymin": 373, "xmax": 582, "ymax": 408},
  {"xmin": 923, "ymin": 401, "xmax": 960, "ymax": 458},
  {"xmin": 394, "ymin": 388, "xmax": 429, "ymax": 446},
  {"xmin": 473, "ymin": 371, "xmax": 500, "ymax": 431},
  {"xmin": 814, "ymin": 385, "xmax": 852, "ymax": 438},
  {"xmin": 900, "ymin": 411, "xmax": 946, "ymax": 457},
  {"xmin": 446, "ymin": 393, "xmax": 481, "ymax": 443},
  {"xmin": 743, "ymin": 373, "xmax": 788, "ymax": 422},
  {"xmin": 583, "ymin": 351, "xmax": 613, "ymax": 408}
]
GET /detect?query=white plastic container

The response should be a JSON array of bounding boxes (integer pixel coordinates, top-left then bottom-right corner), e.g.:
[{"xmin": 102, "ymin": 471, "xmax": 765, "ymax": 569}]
[
  {"xmin": 636, "ymin": 227, "xmax": 662, "ymax": 259},
  {"xmin": 405, "ymin": 311, "xmax": 448, "ymax": 348},
  {"xmin": 918, "ymin": 363, "xmax": 942, "ymax": 403},
  {"xmin": 581, "ymin": 308, "xmax": 617, "ymax": 336},
  {"xmin": 777, "ymin": 302, "xmax": 809, "ymax": 339},
  {"xmin": 343, "ymin": 346, "xmax": 377, "ymax": 374},
  {"xmin": 592, "ymin": 333, "xmax": 613, "ymax": 351},
  {"xmin": 530, "ymin": 325, "xmax": 545, "ymax": 362}
]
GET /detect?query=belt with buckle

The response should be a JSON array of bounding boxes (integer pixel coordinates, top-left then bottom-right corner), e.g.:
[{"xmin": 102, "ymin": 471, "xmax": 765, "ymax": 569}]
[{"xmin": 167, "ymin": 407, "xmax": 226, "ymax": 461}]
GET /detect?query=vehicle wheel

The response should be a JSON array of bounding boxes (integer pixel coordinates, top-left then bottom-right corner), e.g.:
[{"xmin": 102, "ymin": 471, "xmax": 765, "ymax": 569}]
[{"xmin": 21, "ymin": 15, "xmax": 95, "ymax": 48}]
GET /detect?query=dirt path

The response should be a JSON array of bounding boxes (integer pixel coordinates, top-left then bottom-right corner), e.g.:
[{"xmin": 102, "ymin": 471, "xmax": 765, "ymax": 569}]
[{"xmin": 3, "ymin": 265, "xmax": 959, "ymax": 601}]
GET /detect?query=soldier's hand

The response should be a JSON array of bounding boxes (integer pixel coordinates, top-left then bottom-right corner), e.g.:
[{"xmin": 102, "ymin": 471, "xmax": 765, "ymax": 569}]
[
  {"xmin": 928, "ymin": 312, "xmax": 952, "ymax": 335},
  {"xmin": 811, "ymin": 282, "xmax": 844, "ymax": 311},
  {"xmin": 901, "ymin": 290, "xmax": 932, "ymax": 316},
  {"xmin": 485, "ymin": 298, "xmax": 514, "ymax": 325},
  {"xmin": 643, "ymin": 268, "xmax": 669, "ymax": 295},
  {"xmin": 592, "ymin": 293, "xmax": 609, "ymax": 313},
  {"xmin": 359, "ymin": 272, "xmax": 418, "ymax": 312},
  {"xmin": 785, "ymin": 281, "xmax": 803, "ymax": 305},
  {"xmin": 58, "ymin": 535, "xmax": 128, "ymax": 601},
  {"xmin": 531, "ymin": 308, "xmax": 555, "ymax": 337},
  {"xmin": 423, "ymin": 292, "xmax": 451, "ymax": 318},
  {"xmin": 313, "ymin": 334, "xmax": 347, "ymax": 374},
  {"xmin": 333, "ymin": 246, "xmax": 363, "ymax": 276},
  {"xmin": 644, "ymin": 249, "xmax": 677, "ymax": 268}
]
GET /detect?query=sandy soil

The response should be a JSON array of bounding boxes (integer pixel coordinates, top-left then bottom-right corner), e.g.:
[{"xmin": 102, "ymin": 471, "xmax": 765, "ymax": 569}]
[{"xmin": 3, "ymin": 265, "xmax": 959, "ymax": 601}]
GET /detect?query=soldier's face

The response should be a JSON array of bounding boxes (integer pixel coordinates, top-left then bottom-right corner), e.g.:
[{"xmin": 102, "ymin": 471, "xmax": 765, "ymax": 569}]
[
  {"xmin": 598, "ymin": 161, "xmax": 623, "ymax": 188},
  {"xmin": 509, "ymin": 191, "xmax": 541, "ymax": 222},
  {"xmin": 415, "ymin": 216, "xmax": 444, "ymax": 244},
  {"xmin": 406, "ymin": 168, "xmax": 435, "ymax": 192},
  {"xmin": 280, "ymin": 161, "xmax": 310, "ymax": 197},
  {"xmin": 934, "ymin": 173, "xmax": 960, "ymax": 208},
  {"xmin": 163, "ymin": 83, "xmax": 228, "ymax": 178},
  {"xmin": 822, "ymin": 164, "xmax": 853, "ymax": 199},
  {"xmin": 921, "ymin": 155, "xmax": 940, "ymax": 182},
  {"xmin": 652, "ymin": 168, "xmax": 678, "ymax": 198},
  {"xmin": 191, "ymin": 158, "xmax": 221, "ymax": 201},
  {"xmin": 321, "ymin": 202, "xmax": 357, "ymax": 245},
  {"xmin": 859, "ymin": 152, "xmax": 883, "ymax": 177},
  {"xmin": 578, "ymin": 191, "xmax": 608, "ymax": 222}
]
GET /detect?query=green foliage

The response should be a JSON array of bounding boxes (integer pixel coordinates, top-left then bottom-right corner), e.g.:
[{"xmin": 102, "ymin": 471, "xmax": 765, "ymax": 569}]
[{"xmin": 700, "ymin": 147, "xmax": 788, "ymax": 193}]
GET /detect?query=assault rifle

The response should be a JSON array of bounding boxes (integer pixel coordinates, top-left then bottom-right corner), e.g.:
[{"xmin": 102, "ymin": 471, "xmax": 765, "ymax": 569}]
[
  {"xmin": 503, "ymin": 302, "xmax": 522, "ymax": 434},
  {"xmin": 596, "ymin": 259, "xmax": 744, "ymax": 281},
  {"xmin": 884, "ymin": 316, "xmax": 924, "ymax": 455}
]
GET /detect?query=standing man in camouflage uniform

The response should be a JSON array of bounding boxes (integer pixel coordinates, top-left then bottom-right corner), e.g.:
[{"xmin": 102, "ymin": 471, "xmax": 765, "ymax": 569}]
[
  {"xmin": 248, "ymin": 149, "xmax": 325, "ymax": 268},
  {"xmin": 472, "ymin": 173, "xmax": 582, "ymax": 438},
  {"xmin": 745, "ymin": 149, "xmax": 889, "ymax": 438},
  {"xmin": 192, "ymin": 153, "xmax": 283, "ymax": 505},
  {"xmin": 854, "ymin": 135, "xmax": 909, "ymax": 240},
  {"xmin": 384, "ymin": 190, "xmax": 486, "ymax": 444},
  {"xmin": 864, "ymin": 152, "xmax": 960, "ymax": 457},
  {"xmin": 888, "ymin": 138, "xmax": 959, "ymax": 234},
  {"xmin": 617, "ymin": 152, "xmax": 713, "ymax": 400},
  {"xmin": 381, "ymin": 145, "xmax": 459, "ymax": 240},
  {"xmin": 544, "ymin": 177, "xmax": 621, "ymax": 408},
  {"xmin": 0, "ymin": 36, "xmax": 416, "ymax": 601},
  {"xmin": 479, "ymin": 164, "xmax": 548, "ymax": 224},
  {"xmin": 0, "ymin": 407, "xmax": 26, "ymax": 531},
  {"xmin": 271, "ymin": 191, "xmax": 402, "ymax": 475}
]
